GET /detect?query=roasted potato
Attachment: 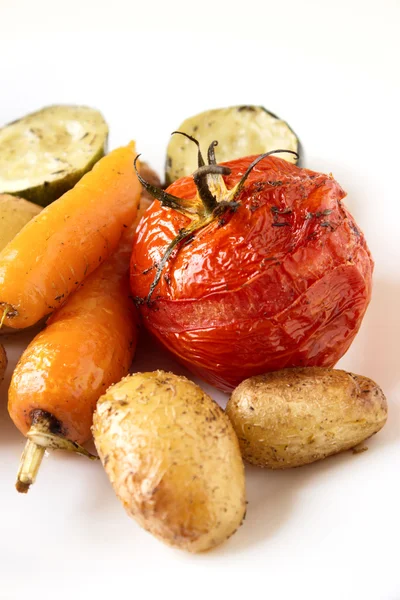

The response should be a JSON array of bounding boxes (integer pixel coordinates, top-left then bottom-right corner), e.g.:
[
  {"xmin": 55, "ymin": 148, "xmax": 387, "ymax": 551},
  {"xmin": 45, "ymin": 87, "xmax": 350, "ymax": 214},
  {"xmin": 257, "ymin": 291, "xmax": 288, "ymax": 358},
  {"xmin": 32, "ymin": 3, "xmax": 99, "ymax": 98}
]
[
  {"xmin": 0, "ymin": 344, "xmax": 7, "ymax": 383},
  {"xmin": 226, "ymin": 367, "xmax": 387, "ymax": 469},
  {"xmin": 93, "ymin": 371, "xmax": 246, "ymax": 552},
  {"xmin": 0, "ymin": 194, "xmax": 42, "ymax": 252}
]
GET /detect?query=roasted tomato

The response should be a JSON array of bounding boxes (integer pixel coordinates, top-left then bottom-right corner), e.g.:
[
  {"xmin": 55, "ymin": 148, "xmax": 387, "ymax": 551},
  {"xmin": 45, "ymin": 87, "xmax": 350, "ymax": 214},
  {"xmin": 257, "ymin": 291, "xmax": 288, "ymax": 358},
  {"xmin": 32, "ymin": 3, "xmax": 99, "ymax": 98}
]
[{"xmin": 130, "ymin": 139, "xmax": 373, "ymax": 392}]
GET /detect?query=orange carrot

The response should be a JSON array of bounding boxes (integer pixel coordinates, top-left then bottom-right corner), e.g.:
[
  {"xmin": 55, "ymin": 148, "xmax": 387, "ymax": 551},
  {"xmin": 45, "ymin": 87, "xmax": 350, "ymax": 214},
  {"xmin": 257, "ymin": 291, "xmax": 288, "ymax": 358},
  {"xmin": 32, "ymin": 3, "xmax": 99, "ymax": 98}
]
[
  {"xmin": 0, "ymin": 142, "xmax": 141, "ymax": 329},
  {"xmin": 9, "ymin": 219, "xmax": 138, "ymax": 493}
]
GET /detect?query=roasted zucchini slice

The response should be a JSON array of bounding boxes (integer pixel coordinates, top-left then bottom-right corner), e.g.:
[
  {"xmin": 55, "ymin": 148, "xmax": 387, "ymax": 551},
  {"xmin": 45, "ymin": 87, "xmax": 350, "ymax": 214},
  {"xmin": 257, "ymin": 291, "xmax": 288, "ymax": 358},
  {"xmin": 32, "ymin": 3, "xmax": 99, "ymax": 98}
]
[
  {"xmin": 165, "ymin": 105, "xmax": 301, "ymax": 185},
  {"xmin": 0, "ymin": 105, "xmax": 108, "ymax": 206}
]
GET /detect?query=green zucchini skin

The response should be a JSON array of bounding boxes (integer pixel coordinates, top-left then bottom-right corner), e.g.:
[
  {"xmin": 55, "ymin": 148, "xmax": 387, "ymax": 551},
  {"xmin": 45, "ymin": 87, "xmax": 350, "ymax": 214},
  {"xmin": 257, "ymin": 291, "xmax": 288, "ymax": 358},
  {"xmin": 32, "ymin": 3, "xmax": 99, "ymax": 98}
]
[
  {"xmin": 165, "ymin": 105, "xmax": 302, "ymax": 185},
  {"xmin": 0, "ymin": 105, "xmax": 108, "ymax": 206},
  {"xmin": 7, "ymin": 146, "xmax": 106, "ymax": 207}
]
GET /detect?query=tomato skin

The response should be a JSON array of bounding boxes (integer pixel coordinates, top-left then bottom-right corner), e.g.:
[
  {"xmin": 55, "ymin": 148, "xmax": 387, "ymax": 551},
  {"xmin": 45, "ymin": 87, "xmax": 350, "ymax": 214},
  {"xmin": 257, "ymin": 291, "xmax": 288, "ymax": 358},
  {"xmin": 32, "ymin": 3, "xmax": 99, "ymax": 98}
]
[{"xmin": 130, "ymin": 156, "xmax": 373, "ymax": 392}]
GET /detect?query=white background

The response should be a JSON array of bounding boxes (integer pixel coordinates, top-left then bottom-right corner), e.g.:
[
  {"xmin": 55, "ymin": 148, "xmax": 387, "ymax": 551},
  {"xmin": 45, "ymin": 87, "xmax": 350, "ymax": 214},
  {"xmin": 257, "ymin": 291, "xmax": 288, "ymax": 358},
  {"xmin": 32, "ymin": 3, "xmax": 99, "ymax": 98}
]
[{"xmin": 0, "ymin": 1, "xmax": 399, "ymax": 599}]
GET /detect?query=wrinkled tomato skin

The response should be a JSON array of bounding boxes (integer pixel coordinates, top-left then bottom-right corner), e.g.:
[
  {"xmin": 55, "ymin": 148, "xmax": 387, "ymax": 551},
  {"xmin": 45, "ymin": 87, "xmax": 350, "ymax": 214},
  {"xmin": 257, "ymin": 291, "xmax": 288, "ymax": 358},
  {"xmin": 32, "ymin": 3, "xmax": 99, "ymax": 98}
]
[{"xmin": 130, "ymin": 156, "xmax": 373, "ymax": 392}]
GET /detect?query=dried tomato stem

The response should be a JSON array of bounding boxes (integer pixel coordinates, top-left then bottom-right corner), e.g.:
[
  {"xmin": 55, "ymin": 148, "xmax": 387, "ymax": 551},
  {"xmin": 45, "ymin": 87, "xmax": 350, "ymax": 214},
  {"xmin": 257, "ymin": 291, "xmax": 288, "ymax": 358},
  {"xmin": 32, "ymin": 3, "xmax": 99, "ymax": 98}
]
[
  {"xmin": 147, "ymin": 226, "xmax": 197, "ymax": 303},
  {"xmin": 133, "ymin": 155, "xmax": 196, "ymax": 216},
  {"xmin": 135, "ymin": 144, "xmax": 298, "ymax": 304},
  {"xmin": 207, "ymin": 140, "xmax": 218, "ymax": 165},
  {"xmin": 192, "ymin": 164, "xmax": 231, "ymax": 214},
  {"xmin": 231, "ymin": 149, "xmax": 299, "ymax": 202},
  {"xmin": 171, "ymin": 131, "xmax": 205, "ymax": 168}
]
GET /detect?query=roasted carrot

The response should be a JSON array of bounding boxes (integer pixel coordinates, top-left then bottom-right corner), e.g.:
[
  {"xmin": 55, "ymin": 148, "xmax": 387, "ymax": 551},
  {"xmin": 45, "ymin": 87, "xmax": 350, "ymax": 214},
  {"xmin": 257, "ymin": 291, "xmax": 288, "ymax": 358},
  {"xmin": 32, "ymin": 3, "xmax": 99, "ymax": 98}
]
[
  {"xmin": 9, "ymin": 221, "xmax": 139, "ymax": 493},
  {"xmin": 0, "ymin": 142, "xmax": 141, "ymax": 329}
]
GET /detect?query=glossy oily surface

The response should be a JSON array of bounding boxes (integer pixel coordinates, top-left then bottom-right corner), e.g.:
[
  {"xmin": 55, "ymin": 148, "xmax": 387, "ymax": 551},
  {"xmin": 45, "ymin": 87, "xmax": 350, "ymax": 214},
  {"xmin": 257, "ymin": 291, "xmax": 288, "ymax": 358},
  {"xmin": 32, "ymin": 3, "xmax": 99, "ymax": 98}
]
[
  {"xmin": 131, "ymin": 156, "xmax": 373, "ymax": 391},
  {"xmin": 0, "ymin": 142, "xmax": 141, "ymax": 329},
  {"xmin": 8, "ymin": 225, "xmax": 138, "ymax": 443}
]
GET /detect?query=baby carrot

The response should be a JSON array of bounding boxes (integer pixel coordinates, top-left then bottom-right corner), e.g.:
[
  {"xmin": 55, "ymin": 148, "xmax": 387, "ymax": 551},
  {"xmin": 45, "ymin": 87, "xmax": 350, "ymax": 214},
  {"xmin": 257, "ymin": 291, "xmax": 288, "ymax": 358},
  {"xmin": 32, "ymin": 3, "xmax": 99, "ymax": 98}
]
[
  {"xmin": 0, "ymin": 141, "xmax": 141, "ymax": 329},
  {"xmin": 9, "ymin": 221, "xmax": 139, "ymax": 493}
]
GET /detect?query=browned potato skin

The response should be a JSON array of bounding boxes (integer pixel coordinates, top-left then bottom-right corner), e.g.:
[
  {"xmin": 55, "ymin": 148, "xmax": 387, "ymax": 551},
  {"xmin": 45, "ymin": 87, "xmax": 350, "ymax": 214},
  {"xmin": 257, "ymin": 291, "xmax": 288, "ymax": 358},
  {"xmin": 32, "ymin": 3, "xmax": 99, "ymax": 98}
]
[
  {"xmin": 226, "ymin": 367, "xmax": 388, "ymax": 469},
  {"xmin": 0, "ymin": 344, "xmax": 7, "ymax": 382},
  {"xmin": 0, "ymin": 194, "xmax": 41, "ymax": 252},
  {"xmin": 93, "ymin": 371, "xmax": 246, "ymax": 553},
  {"xmin": 0, "ymin": 194, "xmax": 42, "ymax": 335}
]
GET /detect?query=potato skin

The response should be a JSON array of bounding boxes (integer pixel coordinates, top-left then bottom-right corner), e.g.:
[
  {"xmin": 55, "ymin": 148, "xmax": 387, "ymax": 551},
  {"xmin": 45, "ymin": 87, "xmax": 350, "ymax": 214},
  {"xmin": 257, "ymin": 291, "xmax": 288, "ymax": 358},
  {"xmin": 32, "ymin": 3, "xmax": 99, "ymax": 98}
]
[
  {"xmin": 92, "ymin": 371, "xmax": 246, "ymax": 552},
  {"xmin": 226, "ymin": 367, "xmax": 388, "ymax": 469},
  {"xmin": 0, "ymin": 344, "xmax": 7, "ymax": 382},
  {"xmin": 0, "ymin": 194, "xmax": 41, "ymax": 252},
  {"xmin": 0, "ymin": 195, "xmax": 42, "ymax": 334}
]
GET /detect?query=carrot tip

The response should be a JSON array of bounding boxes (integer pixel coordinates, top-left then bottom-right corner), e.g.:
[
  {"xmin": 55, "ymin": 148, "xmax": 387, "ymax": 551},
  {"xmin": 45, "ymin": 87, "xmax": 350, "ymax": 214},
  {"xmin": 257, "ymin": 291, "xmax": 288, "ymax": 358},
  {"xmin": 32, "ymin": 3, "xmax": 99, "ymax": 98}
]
[
  {"xmin": 16, "ymin": 437, "xmax": 46, "ymax": 495},
  {"xmin": 15, "ymin": 480, "xmax": 30, "ymax": 494}
]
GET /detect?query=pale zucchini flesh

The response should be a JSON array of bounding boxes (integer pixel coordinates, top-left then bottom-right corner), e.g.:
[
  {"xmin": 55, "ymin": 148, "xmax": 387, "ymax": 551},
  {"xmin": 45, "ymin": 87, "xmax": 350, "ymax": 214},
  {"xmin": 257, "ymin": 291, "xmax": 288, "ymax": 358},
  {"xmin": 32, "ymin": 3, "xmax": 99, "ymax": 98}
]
[
  {"xmin": 165, "ymin": 105, "xmax": 301, "ymax": 184},
  {"xmin": 0, "ymin": 105, "xmax": 108, "ymax": 206}
]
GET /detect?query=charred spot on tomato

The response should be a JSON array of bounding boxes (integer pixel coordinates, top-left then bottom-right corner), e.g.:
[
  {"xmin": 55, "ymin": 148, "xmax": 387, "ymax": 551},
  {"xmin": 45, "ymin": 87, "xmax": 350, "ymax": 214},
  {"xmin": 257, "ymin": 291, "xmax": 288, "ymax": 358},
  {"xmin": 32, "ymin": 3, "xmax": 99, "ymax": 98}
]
[
  {"xmin": 320, "ymin": 221, "xmax": 334, "ymax": 230},
  {"xmin": 349, "ymin": 222, "xmax": 360, "ymax": 236},
  {"xmin": 133, "ymin": 296, "xmax": 145, "ymax": 307},
  {"xmin": 271, "ymin": 206, "xmax": 292, "ymax": 214}
]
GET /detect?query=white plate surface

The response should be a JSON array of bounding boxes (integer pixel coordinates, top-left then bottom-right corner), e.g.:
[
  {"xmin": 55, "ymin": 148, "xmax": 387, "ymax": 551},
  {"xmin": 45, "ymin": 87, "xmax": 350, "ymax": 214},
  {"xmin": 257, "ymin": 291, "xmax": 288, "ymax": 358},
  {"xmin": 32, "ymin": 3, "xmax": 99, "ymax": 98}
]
[{"xmin": 0, "ymin": 3, "xmax": 399, "ymax": 599}]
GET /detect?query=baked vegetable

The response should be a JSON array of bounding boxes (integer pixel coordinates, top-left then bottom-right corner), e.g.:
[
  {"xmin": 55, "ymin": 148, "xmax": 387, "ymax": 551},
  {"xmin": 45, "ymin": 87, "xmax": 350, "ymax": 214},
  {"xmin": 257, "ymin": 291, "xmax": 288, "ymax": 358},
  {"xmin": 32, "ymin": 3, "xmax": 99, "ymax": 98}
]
[
  {"xmin": 131, "ymin": 143, "xmax": 373, "ymax": 392},
  {"xmin": 165, "ymin": 105, "xmax": 300, "ymax": 184},
  {"xmin": 93, "ymin": 371, "xmax": 246, "ymax": 553},
  {"xmin": 9, "ymin": 162, "xmax": 158, "ymax": 493},
  {"xmin": 9, "ymin": 221, "xmax": 139, "ymax": 493},
  {"xmin": 226, "ymin": 367, "xmax": 388, "ymax": 468},
  {"xmin": 0, "ymin": 194, "xmax": 41, "ymax": 252},
  {"xmin": 0, "ymin": 194, "xmax": 43, "ymax": 335},
  {"xmin": 0, "ymin": 141, "xmax": 141, "ymax": 330},
  {"xmin": 0, "ymin": 105, "xmax": 108, "ymax": 206}
]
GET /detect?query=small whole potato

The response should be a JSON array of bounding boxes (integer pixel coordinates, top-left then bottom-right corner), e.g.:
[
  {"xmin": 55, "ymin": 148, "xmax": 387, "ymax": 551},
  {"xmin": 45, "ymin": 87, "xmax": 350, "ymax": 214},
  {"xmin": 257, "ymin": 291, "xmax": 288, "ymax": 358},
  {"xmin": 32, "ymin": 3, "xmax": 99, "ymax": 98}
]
[
  {"xmin": 93, "ymin": 371, "xmax": 246, "ymax": 552},
  {"xmin": 226, "ymin": 367, "xmax": 388, "ymax": 469}
]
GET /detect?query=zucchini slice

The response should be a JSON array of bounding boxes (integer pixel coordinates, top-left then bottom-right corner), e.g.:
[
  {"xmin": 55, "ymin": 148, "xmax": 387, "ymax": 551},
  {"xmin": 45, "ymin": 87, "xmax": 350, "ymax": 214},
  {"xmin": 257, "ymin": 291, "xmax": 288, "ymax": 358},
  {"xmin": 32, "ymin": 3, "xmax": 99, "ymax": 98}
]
[
  {"xmin": 0, "ymin": 105, "xmax": 108, "ymax": 206},
  {"xmin": 165, "ymin": 105, "xmax": 301, "ymax": 185}
]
